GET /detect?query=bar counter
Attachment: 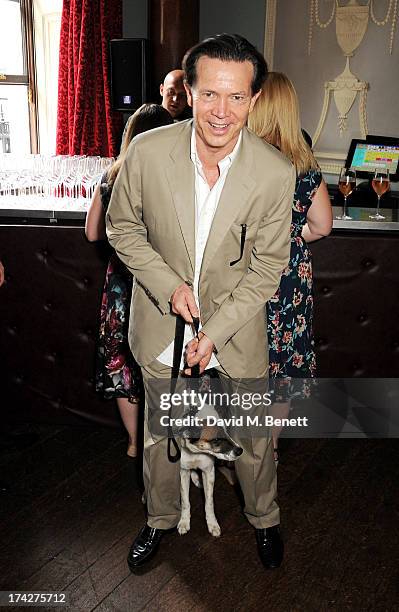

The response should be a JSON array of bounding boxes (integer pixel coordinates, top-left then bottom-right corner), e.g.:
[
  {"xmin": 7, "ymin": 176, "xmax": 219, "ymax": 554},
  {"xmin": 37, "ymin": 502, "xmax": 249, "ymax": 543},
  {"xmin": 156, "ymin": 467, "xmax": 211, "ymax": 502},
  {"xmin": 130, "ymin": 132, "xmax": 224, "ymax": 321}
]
[
  {"xmin": 1, "ymin": 200, "xmax": 398, "ymax": 426},
  {"xmin": 0, "ymin": 201, "xmax": 398, "ymax": 230}
]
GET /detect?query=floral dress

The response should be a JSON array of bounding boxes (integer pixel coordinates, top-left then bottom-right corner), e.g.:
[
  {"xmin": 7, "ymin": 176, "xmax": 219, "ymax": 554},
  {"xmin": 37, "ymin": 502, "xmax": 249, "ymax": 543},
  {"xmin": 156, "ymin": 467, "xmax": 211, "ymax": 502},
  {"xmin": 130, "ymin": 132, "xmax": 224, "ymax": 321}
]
[
  {"xmin": 95, "ymin": 173, "xmax": 143, "ymax": 403},
  {"xmin": 267, "ymin": 169, "xmax": 322, "ymax": 401}
]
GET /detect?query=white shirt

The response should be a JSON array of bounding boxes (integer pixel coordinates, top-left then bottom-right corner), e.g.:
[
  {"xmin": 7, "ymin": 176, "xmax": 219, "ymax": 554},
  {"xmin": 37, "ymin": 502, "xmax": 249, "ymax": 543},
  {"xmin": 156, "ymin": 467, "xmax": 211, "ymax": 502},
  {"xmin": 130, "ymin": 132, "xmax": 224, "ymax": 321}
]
[{"xmin": 157, "ymin": 127, "xmax": 242, "ymax": 369}]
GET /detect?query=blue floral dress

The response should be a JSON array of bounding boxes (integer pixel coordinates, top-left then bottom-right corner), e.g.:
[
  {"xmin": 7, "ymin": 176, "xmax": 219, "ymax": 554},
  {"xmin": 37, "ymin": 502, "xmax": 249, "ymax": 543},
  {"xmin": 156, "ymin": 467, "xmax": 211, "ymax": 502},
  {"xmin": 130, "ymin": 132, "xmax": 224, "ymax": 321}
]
[
  {"xmin": 267, "ymin": 169, "xmax": 322, "ymax": 401},
  {"xmin": 95, "ymin": 173, "xmax": 143, "ymax": 403}
]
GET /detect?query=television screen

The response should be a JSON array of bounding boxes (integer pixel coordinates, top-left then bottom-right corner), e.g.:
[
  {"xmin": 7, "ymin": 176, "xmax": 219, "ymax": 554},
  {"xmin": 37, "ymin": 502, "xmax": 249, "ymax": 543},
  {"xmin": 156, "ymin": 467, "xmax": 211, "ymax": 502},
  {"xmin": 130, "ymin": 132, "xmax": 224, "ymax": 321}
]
[{"xmin": 346, "ymin": 139, "xmax": 399, "ymax": 180}]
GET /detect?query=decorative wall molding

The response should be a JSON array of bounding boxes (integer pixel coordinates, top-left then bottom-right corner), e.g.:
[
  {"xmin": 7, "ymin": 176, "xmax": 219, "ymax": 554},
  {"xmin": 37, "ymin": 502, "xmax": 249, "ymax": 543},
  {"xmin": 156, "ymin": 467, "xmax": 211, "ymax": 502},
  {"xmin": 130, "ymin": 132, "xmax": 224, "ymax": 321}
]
[
  {"xmin": 312, "ymin": 60, "xmax": 369, "ymax": 148},
  {"xmin": 370, "ymin": 0, "xmax": 398, "ymax": 54},
  {"xmin": 308, "ymin": 1, "xmax": 370, "ymax": 145},
  {"xmin": 263, "ymin": 0, "xmax": 379, "ymax": 175},
  {"xmin": 313, "ymin": 149, "xmax": 347, "ymax": 174},
  {"xmin": 264, "ymin": 0, "xmax": 277, "ymax": 69}
]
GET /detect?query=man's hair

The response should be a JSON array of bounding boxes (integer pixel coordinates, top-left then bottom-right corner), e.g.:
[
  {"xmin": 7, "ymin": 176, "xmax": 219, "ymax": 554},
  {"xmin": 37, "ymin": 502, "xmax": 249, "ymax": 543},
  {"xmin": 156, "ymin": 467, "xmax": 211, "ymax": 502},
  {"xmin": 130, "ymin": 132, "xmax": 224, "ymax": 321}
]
[{"xmin": 182, "ymin": 33, "xmax": 268, "ymax": 95}]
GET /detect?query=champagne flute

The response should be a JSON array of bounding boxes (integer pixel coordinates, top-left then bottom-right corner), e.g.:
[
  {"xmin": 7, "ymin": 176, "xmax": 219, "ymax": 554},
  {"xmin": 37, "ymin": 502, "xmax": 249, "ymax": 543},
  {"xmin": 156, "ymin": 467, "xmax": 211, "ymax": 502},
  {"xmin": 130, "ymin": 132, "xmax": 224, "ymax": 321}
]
[
  {"xmin": 370, "ymin": 168, "xmax": 389, "ymax": 220},
  {"xmin": 337, "ymin": 168, "xmax": 356, "ymax": 220}
]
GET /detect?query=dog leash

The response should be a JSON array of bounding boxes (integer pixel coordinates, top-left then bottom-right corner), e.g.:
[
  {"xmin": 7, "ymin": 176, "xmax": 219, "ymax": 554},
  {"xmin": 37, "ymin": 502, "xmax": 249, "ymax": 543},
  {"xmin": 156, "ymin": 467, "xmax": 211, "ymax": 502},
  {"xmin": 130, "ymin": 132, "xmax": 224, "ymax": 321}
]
[{"xmin": 167, "ymin": 314, "xmax": 200, "ymax": 463}]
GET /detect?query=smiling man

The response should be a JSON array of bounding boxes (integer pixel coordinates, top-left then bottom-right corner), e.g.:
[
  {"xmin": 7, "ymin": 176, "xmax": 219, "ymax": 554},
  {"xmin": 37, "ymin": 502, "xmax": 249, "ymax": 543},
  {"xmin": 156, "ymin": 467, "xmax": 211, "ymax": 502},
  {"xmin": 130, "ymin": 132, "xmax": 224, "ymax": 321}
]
[{"xmin": 106, "ymin": 34, "xmax": 296, "ymax": 570}]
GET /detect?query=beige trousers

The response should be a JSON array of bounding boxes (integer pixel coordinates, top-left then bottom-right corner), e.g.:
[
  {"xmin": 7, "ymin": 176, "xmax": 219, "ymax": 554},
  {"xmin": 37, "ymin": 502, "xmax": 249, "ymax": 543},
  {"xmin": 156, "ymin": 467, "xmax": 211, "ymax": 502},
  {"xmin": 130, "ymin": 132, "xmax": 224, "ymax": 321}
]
[{"xmin": 141, "ymin": 359, "xmax": 279, "ymax": 530}]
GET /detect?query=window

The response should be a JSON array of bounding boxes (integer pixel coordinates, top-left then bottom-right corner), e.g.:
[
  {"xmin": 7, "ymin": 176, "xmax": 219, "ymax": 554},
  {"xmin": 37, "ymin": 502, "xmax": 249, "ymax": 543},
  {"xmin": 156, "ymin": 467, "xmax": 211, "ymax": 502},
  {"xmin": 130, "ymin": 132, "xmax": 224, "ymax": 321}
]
[
  {"xmin": 0, "ymin": 0, "xmax": 62, "ymax": 154},
  {"xmin": 0, "ymin": 0, "xmax": 37, "ymax": 154},
  {"xmin": 33, "ymin": 0, "xmax": 62, "ymax": 153}
]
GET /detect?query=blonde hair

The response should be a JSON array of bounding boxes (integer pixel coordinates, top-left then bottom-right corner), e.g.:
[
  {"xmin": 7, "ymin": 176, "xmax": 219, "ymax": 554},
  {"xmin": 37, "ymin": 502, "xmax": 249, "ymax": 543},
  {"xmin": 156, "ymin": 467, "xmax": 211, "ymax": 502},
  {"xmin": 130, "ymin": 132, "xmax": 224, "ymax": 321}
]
[
  {"xmin": 248, "ymin": 72, "xmax": 318, "ymax": 175},
  {"xmin": 107, "ymin": 103, "xmax": 173, "ymax": 185}
]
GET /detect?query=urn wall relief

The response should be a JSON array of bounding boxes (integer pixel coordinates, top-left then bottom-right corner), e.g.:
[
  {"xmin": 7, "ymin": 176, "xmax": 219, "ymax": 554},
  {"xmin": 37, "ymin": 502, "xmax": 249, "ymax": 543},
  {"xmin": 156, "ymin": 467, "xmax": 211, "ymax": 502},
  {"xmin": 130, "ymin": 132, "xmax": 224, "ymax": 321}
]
[
  {"xmin": 308, "ymin": 0, "xmax": 398, "ymax": 147},
  {"xmin": 264, "ymin": 0, "xmax": 399, "ymax": 174}
]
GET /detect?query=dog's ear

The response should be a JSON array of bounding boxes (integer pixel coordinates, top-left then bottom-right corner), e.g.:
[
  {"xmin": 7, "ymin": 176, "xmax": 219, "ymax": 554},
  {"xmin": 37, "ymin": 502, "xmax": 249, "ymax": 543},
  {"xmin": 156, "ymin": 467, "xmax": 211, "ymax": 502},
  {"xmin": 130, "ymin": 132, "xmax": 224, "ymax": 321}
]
[{"xmin": 185, "ymin": 439, "xmax": 207, "ymax": 454}]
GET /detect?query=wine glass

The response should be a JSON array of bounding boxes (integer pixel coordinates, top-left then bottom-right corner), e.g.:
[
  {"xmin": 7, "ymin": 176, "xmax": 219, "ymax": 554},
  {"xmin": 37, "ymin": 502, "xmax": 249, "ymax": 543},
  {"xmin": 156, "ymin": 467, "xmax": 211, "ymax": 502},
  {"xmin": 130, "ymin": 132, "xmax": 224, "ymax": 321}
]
[
  {"xmin": 370, "ymin": 168, "xmax": 389, "ymax": 220},
  {"xmin": 336, "ymin": 168, "xmax": 356, "ymax": 220}
]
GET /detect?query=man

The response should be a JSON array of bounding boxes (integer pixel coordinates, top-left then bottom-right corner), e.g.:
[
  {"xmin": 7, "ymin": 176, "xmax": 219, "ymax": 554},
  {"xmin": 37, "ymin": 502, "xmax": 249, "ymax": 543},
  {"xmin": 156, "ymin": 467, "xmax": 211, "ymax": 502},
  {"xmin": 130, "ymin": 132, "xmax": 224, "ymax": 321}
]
[
  {"xmin": 160, "ymin": 69, "xmax": 188, "ymax": 119},
  {"xmin": 106, "ymin": 34, "xmax": 296, "ymax": 570}
]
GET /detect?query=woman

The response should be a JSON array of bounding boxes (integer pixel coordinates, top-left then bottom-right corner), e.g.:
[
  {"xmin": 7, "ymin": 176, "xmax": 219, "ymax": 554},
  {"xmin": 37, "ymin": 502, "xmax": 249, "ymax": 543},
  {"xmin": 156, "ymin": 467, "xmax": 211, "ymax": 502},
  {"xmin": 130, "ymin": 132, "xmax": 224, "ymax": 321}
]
[
  {"xmin": 248, "ymin": 72, "xmax": 333, "ymax": 463},
  {"xmin": 85, "ymin": 103, "xmax": 174, "ymax": 456}
]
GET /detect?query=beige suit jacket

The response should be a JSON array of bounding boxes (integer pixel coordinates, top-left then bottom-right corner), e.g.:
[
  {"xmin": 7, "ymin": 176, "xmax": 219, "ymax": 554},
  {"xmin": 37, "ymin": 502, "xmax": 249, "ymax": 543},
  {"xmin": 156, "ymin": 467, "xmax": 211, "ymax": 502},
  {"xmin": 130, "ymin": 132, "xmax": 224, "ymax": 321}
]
[{"xmin": 106, "ymin": 120, "xmax": 296, "ymax": 378}]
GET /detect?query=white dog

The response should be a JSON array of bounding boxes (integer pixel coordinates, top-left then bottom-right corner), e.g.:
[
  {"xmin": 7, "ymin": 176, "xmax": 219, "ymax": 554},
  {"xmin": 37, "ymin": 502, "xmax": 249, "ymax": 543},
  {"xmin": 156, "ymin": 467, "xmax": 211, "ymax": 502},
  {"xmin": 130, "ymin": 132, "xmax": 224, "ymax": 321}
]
[{"xmin": 177, "ymin": 430, "xmax": 242, "ymax": 538}]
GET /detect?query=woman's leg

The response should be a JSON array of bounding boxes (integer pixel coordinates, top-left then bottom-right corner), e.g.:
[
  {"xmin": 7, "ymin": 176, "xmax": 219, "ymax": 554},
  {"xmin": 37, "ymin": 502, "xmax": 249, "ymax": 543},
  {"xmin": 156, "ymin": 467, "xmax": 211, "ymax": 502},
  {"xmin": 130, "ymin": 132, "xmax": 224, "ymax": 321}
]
[{"xmin": 117, "ymin": 397, "xmax": 139, "ymax": 457}]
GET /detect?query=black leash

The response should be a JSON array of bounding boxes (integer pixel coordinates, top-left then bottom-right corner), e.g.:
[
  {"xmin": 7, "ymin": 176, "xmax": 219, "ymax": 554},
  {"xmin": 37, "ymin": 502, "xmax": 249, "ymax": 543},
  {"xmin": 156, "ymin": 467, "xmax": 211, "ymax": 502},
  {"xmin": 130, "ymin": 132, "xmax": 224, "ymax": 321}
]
[{"xmin": 167, "ymin": 315, "xmax": 200, "ymax": 462}]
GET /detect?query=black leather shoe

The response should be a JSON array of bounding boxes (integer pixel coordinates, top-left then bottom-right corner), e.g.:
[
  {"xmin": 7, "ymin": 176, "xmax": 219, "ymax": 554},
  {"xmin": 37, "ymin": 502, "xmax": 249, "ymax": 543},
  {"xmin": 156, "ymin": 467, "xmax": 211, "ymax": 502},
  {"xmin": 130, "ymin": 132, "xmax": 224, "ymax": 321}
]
[
  {"xmin": 127, "ymin": 525, "xmax": 174, "ymax": 569},
  {"xmin": 255, "ymin": 525, "xmax": 284, "ymax": 569}
]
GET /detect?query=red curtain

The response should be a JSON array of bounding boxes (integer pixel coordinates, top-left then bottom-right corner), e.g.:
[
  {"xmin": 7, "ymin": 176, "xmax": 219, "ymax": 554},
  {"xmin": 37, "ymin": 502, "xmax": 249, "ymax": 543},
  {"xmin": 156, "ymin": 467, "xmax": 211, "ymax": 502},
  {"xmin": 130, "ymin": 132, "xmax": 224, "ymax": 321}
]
[{"xmin": 56, "ymin": 0, "xmax": 123, "ymax": 157}]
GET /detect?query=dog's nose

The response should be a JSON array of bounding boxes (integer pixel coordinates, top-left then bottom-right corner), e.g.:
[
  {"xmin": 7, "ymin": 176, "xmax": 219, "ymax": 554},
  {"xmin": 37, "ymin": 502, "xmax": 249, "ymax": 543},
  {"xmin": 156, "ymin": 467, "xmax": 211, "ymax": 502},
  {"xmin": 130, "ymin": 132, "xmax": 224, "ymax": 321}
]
[{"xmin": 234, "ymin": 447, "xmax": 243, "ymax": 457}]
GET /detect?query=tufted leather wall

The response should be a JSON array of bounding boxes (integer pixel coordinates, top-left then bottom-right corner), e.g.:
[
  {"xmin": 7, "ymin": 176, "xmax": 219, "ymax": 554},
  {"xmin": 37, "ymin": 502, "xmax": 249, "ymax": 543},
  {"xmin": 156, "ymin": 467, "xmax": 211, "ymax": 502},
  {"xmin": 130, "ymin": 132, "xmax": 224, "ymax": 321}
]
[
  {"xmin": 312, "ymin": 231, "xmax": 399, "ymax": 378},
  {"xmin": 0, "ymin": 224, "xmax": 120, "ymax": 427},
  {"xmin": 0, "ymin": 224, "xmax": 398, "ymax": 426}
]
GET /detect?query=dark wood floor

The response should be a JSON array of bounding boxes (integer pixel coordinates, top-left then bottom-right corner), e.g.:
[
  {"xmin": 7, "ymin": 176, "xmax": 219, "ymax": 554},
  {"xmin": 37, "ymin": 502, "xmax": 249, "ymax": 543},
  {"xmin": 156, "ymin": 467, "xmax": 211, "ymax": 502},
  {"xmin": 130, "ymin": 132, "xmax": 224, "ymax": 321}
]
[{"xmin": 0, "ymin": 423, "xmax": 398, "ymax": 612}]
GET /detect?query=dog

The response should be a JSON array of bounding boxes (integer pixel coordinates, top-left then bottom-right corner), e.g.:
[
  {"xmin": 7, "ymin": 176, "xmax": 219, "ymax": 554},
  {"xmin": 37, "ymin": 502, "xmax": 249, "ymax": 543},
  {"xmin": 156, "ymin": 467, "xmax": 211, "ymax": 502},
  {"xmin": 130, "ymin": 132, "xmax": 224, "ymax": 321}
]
[{"xmin": 177, "ymin": 420, "xmax": 242, "ymax": 538}]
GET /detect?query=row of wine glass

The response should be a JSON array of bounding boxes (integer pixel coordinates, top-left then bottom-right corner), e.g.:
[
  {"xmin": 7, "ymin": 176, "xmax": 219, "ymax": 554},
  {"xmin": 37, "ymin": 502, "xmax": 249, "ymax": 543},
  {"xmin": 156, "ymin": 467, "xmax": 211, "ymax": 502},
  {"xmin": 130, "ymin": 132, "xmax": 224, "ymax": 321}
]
[
  {"xmin": 0, "ymin": 154, "xmax": 115, "ymax": 207},
  {"xmin": 338, "ymin": 167, "xmax": 390, "ymax": 221}
]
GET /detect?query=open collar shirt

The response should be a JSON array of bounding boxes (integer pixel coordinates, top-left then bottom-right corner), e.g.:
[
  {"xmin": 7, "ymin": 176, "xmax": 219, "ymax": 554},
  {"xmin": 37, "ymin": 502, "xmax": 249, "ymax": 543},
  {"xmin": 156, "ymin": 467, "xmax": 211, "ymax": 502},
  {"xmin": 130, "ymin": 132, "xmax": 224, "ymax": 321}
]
[{"xmin": 157, "ymin": 126, "xmax": 242, "ymax": 370}]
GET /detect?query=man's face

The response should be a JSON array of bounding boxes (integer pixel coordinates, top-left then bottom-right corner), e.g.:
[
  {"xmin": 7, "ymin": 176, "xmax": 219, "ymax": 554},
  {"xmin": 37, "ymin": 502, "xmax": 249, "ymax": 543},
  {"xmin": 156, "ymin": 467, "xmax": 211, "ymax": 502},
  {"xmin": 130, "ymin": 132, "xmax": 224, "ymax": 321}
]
[
  {"xmin": 160, "ymin": 74, "xmax": 187, "ymax": 118},
  {"xmin": 185, "ymin": 57, "xmax": 260, "ymax": 157}
]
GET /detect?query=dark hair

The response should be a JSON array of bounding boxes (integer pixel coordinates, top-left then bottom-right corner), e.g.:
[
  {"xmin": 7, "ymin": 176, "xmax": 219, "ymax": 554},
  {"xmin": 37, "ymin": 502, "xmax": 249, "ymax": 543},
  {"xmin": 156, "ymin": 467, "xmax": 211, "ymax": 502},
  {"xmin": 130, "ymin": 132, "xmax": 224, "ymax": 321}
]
[
  {"xmin": 108, "ymin": 104, "xmax": 173, "ymax": 184},
  {"xmin": 182, "ymin": 33, "xmax": 268, "ymax": 95},
  {"xmin": 126, "ymin": 103, "xmax": 174, "ymax": 139}
]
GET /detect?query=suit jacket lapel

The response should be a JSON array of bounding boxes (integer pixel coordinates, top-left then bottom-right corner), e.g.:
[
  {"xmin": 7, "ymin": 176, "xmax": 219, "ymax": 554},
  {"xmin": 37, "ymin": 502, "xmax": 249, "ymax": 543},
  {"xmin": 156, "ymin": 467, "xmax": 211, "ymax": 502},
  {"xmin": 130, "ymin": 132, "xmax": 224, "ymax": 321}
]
[
  {"xmin": 200, "ymin": 128, "xmax": 256, "ymax": 278},
  {"xmin": 165, "ymin": 120, "xmax": 195, "ymax": 272}
]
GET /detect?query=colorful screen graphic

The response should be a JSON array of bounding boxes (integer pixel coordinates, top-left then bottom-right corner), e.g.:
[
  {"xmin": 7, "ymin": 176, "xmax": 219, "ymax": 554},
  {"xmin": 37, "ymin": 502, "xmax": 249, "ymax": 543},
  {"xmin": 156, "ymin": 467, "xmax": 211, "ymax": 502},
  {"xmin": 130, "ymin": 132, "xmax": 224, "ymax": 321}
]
[{"xmin": 351, "ymin": 143, "xmax": 399, "ymax": 174}]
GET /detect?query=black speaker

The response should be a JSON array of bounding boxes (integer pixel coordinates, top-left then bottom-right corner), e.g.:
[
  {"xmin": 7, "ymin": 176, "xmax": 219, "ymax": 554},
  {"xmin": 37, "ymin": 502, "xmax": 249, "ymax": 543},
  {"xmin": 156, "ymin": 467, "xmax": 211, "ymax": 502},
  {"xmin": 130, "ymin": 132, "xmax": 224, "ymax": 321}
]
[{"xmin": 110, "ymin": 38, "xmax": 149, "ymax": 112}]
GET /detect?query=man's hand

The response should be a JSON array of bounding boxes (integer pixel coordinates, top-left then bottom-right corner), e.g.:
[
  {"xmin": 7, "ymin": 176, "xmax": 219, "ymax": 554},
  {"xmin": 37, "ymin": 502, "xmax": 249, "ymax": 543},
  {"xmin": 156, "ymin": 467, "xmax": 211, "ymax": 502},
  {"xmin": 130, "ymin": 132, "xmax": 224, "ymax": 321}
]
[
  {"xmin": 184, "ymin": 331, "xmax": 215, "ymax": 375},
  {"xmin": 170, "ymin": 283, "xmax": 199, "ymax": 323}
]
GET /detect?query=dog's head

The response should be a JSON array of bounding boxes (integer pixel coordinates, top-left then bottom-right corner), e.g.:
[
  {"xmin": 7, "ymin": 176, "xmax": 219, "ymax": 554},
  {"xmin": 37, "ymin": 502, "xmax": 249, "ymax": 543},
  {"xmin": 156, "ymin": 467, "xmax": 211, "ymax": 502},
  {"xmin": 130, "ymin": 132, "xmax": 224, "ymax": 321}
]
[{"xmin": 182, "ymin": 437, "xmax": 243, "ymax": 461}]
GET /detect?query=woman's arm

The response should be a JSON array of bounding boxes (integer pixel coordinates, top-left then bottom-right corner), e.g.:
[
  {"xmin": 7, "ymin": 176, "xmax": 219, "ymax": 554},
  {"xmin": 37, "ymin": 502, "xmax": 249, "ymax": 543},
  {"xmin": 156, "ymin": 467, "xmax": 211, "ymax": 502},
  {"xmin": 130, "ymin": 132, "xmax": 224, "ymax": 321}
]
[
  {"xmin": 302, "ymin": 179, "xmax": 333, "ymax": 243},
  {"xmin": 0, "ymin": 260, "xmax": 4, "ymax": 286},
  {"xmin": 85, "ymin": 183, "xmax": 106, "ymax": 242}
]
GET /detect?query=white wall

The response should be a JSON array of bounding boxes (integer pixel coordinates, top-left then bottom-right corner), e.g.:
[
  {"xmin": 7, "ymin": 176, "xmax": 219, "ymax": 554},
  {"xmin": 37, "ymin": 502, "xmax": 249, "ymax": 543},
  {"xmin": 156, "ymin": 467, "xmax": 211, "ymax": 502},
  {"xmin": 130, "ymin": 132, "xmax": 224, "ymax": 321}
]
[{"xmin": 272, "ymin": 0, "xmax": 399, "ymax": 174}]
